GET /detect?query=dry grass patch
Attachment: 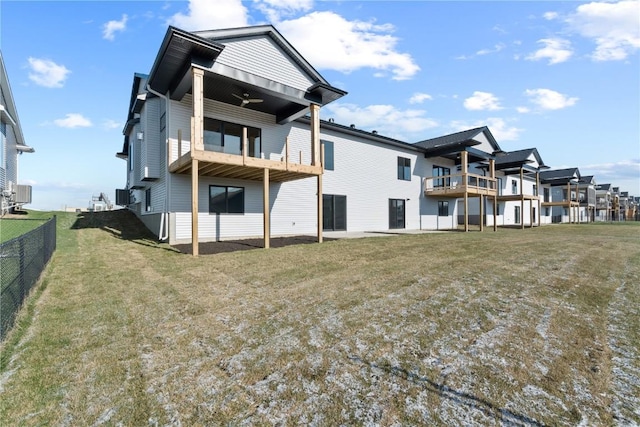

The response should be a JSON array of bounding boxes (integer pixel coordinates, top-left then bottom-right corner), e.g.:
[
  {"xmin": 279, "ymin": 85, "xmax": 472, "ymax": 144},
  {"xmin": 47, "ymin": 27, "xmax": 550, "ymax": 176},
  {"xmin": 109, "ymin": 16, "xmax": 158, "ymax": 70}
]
[{"xmin": 1, "ymin": 211, "xmax": 639, "ymax": 426}]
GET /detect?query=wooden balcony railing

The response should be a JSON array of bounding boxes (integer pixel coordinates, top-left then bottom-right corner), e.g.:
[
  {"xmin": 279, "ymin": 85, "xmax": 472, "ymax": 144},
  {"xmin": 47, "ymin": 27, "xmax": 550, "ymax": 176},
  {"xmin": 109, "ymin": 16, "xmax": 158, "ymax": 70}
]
[{"xmin": 424, "ymin": 173, "xmax": 497, "ymax": 197}]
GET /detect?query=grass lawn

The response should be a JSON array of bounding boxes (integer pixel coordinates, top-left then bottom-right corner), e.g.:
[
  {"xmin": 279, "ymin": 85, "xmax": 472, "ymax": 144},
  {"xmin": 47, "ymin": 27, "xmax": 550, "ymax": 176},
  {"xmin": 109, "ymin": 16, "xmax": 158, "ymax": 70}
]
[
  {"xmin": 0, "ymin": 210, "xmax": 55, "ymax": 243},
  {"xmin": 1, "ymin": 210, "xmax": 639, "ymax": 425}
]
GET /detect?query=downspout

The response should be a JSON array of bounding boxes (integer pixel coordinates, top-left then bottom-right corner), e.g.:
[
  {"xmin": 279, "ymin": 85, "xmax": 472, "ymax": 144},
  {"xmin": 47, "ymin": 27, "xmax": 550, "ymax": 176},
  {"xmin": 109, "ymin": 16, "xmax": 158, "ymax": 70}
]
[{"xmin": 147, "ymin": 83, "xmax": 170, "ymax": 241}]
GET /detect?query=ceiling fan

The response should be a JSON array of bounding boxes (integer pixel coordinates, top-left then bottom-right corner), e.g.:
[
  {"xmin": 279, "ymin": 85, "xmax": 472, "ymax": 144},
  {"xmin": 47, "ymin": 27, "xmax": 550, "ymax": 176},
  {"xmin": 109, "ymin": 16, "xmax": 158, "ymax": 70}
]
[{"xmin": 232, "ymin": 92, "xmax": 264, "ymax": 107}]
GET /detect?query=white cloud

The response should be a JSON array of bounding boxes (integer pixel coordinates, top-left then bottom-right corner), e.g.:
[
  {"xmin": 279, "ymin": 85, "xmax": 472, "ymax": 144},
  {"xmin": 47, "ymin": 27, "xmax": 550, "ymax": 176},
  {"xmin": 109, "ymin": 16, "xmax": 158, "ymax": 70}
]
[
  {"xmin": 463, "ymin": 91, "xmax": 503, "ymax": 111},
  {"xmin": 278, "ymin": 11, "xmax": 420, "ymax": 80},
  {"xmin": 451, "ymin": 117, "xmax": 523, "ymax": 142},
  {"xmin": 524, "ymin": 88, "xmax": 579, "ymax": 110},
  {"xmin": 324, "ymin": 103, "xmax": 438, "ymax": 140},
  {"xmin": 103, "ymin": 14, "xmax": 128, "ymax": 41},
  {"xmin": 526, "ymin": 38, "xmax": 573, "ymax": 64},
  {"xmin": 516, "ymin": 106, "xmax": 531, "ymax": 114},
  {"xmin": 54, "ymin": 113, "xmax": 92, "ymax": 129},
  {"xmin": 102, "ymin": 119, "xmax": 122, "ymax": 130},
  {"xmin": 566, "ymin": 0, "xmax": 640, "ymax": 61},
  {"xmin": 27, "ymin": 57, "xmax": 71, "ymax": 88},
  {"xmin": 476, "ymin": 43, "xmax": 506, "ymax": 56},
  {"xmin": 543, "ymin": 11, "xmax": 559, "ymax": 20},
  {"xmin": 168, "ymin": 0, "xmax": 248, "ymax": 31},
  {"xmin": 581, "ymin": 159, "xmax": 640, "ymax": 177},
  {"xmin": 256, "ymin": 0, "xmax": 313, "ymax": 22},
  {"xmin": 409, "ymin": 93, "xmax": 433, "ymax": 104}
]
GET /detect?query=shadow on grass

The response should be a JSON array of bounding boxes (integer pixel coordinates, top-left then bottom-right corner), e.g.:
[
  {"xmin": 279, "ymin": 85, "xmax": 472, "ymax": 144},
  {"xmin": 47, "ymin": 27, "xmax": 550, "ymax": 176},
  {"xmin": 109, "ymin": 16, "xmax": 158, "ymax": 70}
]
[
  {"xmin": 348, "ymin": 356, "xmax": 545, "ymax": 427},
  {"xmin": 174, "ymin": 235, "xmax": 336, "ymax": 255},
  {"xmin": 70, "ymin": 210, "xmax": 180, "ymax": 253},
  {"xmin": 70, "ymin": 210, "xmax": 335, "ymax": 255}
]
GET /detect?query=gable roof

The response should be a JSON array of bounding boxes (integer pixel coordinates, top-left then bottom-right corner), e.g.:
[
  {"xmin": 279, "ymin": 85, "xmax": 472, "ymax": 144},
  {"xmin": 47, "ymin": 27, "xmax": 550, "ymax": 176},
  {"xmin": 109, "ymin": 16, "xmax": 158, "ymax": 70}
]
[
  {"xmin": 414, "ymin": 126, "xmax": 502, "ymax": 162},
  {"xmin": 494, "ymin": 148, "xmax": 547, "ymax": 172},
  {"xmin": 596, "ymin": 183, "xmax": 612, "ymax": 191},
  {"xmin": 579, "ymin": 175, "xmax": 595, "ymax": 185},
  {"xmin": 0, "ymin": 51, "xmax": 34, "ymax": 153},
  {"xmin": 539, "ymin": 167, "xmax": 581, "ymax": 185}
]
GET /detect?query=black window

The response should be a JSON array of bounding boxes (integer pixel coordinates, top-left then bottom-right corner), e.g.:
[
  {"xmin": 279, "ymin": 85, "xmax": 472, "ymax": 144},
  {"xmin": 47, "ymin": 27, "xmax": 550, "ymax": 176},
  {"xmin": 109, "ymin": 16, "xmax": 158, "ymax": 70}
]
[
  {"xmin": 322, "ymin": 140, "xmax": 334, "ymax": 171},
  {"xmin": 438, "ymin": 201, "xmax": 449, "ymax": 216},
  {"xmin": 389, "ymin": 199, "xmax": 405, "ymax": 229},
  {"xmin": 397, "ymin": 157, "xmax": 411, "ymax": 181},
  {"xmin": 544, "ymin": 187, "xmax": 550, "ymax": 202},
  {"xmin": 515, "ymin": 206, "xmax": 521, "ymax": 223},
  {"xmin": 145, "ymin": 188, "xmax": 151, "ymax": 212},
  {"xmin": 512, "ymin": 180, "xmax": 518, "ymax": 195},
  {"xmin": 432, "ymin": 165, "xmax": 451, "ymax": 188},
  {"xmin": 533, "ymin": 184, "xmax": 538, "ymax": 196},
  {"xmin": 204, "ymin": 118, "xmax": 260, "ymax": 157},
  {"xmin": 323, "ymin": 194, "xmax": 346, "ymax": 230},
  {"xmin": 209, "ymin": 185, "xmax": 244, "ymax": 214}
]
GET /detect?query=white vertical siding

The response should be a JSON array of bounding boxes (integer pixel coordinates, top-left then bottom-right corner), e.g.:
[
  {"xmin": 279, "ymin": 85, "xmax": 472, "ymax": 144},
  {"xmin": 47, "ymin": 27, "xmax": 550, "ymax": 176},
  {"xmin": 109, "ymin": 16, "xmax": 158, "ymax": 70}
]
[
  {"xmin": 214, "ymin": 36, "xmax": 315, "ymax": 91},
  {"xmin": 141, "ymin": 98, "xmax": 160, "ymax": 179}
]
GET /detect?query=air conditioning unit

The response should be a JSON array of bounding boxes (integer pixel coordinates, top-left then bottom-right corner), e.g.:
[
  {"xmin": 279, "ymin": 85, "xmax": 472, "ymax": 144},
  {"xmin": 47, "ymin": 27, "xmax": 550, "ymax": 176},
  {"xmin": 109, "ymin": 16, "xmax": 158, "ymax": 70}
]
[
  {"xmin": 115, "ymin": 189, "xmax": 131, "ymax": 206},
  {"xmin": 14, "ymin": 185, "xmax": 32, "ymax": 204}
]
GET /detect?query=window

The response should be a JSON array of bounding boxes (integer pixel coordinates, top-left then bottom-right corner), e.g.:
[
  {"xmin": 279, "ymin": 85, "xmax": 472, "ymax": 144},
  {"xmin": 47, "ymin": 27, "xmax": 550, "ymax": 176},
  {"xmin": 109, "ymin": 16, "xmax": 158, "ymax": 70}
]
[
  {"xmin": 533, "ymin": 184, "xmax": 538, "ymax": 197},
  {"xmin": 497, "ymin": 177, "xmax": 503, "ymax": 196},
  {"xmin": 397, "ymin": 157, "xmax": 411, "ymax": 181},
  {"xmin": 512, "ymin": 180, "xmax": 518, "ymax": 195},
  {"xmin": 545, "ymin": 207, "xmax": 550, "ymax": 216},
  {"xmin": 515, "ymin": 206, "xmax": 521, "ymax": 224},
  {"xmin": 145, "ymin": 188, "xmax": 151, "ymax": 212},
  {"xmin": 204, "ymin": 118, "xmax": 261, "ymax": 157},
  {"xmin": 544, "ymin": 187, "xmax": 550, "ymax": 202},
  {"xmin": 323, "ymin": 194, "xmax": 346, "ymax": 230},
  {"xmin": 389, "ymin": 199, "xmax": 406, "ymax": 229},
  {"xmin": 129, "ymin": 138, "xmax": 134, "ymax": 171},
  {"xmin": 432, "ymin": 165, "xmax": 451, "ymax": 188},
  {"xmin": 322, "ymin": 140, "xmax": 334, "ymax": 171},
  {"xmin": 438, "ymin": 201, "xmax": 449, "ymax": 216},
  {"xmin": 209, "ymin": 185, "xmax": 245, "ymax": 214}
]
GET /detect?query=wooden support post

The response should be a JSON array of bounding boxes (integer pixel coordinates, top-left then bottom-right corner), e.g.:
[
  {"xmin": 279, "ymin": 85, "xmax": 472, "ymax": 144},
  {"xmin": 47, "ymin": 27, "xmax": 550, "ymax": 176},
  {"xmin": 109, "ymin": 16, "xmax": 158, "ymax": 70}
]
[
  {"xmin": 242, "ymin": 127, "xmax": 247, "ymax": 164},
  {"xmin": 285, "ymin": 137, "xmax": 289, "ymax": 169},
  {"xmin": 462, "ymin": 151, "xmax": 469, "ymax": 232},
  {"xmin": 317, "ymin": 174, "xmax": 323, "ymax": 243},
  {"xmin": 464, "ymin": 192, "xmax": 469, "ymax": 232},
  {"xmin": 191, "ymin": 159, "xmax": 199, "ymax": 257},
  {"xmin": 310, "ymin": 104, "xmax": 320, "ymax": 166},
  {"xmin": 263, "ymin": 168, "xmax": 270, "ymax": 249},
  {"xmin": 536, "ymin": 172, "xmax": 541, "ymax": 226},
  {"xmin": 479, "ymin": 195, "xmax": 484, "ymax": 232},
  {"xmin": 192, "ymin": 67, "xmax": 204, "ymax": 151},
  {"xmin": 520, "ymin": 167, "xmax": 525, "ymax": 230},
  {"xmin": 493, "ymin": 195, "xmax": 497, "ymax": 232}
]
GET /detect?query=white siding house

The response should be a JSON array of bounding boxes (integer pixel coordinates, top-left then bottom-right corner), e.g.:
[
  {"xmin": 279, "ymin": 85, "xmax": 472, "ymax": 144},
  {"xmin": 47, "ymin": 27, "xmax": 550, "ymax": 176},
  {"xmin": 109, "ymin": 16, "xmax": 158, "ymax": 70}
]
[
  {"xmin": 0, "ymin": 52, "xmax": 34, "ymax": 214},
  {"xmin": 116, "ymin": 25, "xmax": 556, "ymax": 251}
]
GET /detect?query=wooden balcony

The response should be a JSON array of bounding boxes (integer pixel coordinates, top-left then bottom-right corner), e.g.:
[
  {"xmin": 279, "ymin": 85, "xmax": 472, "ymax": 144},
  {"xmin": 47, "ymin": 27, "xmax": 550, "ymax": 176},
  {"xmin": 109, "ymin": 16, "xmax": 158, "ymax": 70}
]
[
  {"xmin": 168, "ymin": 135, "xmax": 323, "ymax": 182},
  {"xmin": 424, "ymin": 173, "xmax": 497, "ymax": 197}
]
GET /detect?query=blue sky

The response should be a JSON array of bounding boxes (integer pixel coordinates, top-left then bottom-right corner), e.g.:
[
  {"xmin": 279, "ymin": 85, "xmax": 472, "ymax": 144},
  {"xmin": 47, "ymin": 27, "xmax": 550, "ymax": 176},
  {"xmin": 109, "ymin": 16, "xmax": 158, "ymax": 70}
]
[{"xmin": 1, "ymin": 0, "xmax": 638, "ymax": 211}]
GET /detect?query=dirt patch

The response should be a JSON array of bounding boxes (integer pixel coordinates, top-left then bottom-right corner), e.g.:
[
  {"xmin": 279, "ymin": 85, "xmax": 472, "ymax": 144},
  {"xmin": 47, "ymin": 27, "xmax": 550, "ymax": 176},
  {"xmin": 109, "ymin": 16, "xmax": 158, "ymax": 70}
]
[{"xmin": 173, "ymin": 235, "xmax": 336, "ymax": 255}]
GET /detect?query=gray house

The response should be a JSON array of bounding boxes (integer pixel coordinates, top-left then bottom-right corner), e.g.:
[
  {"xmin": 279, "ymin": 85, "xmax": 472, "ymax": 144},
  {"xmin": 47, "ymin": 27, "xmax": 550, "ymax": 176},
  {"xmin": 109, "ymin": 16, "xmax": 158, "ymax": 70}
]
[{"xmin": 1, "ymin": 51, "xmax": 34, "ymax": 215}]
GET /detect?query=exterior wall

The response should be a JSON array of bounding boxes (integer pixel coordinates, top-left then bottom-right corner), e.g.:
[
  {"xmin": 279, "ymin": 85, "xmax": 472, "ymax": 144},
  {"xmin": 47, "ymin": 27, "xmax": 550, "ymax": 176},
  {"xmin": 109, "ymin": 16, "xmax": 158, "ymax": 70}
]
[
  {"xmin": 211, "ymin": 36, "xmax": 315, "ymax": 92},
  {"xmin": 317, "ymin": 124, "xmax": 424, "ymax": 232},
  {"xmin": 140, "ymin": 97, "xmax": 161, "ymax": 180}
]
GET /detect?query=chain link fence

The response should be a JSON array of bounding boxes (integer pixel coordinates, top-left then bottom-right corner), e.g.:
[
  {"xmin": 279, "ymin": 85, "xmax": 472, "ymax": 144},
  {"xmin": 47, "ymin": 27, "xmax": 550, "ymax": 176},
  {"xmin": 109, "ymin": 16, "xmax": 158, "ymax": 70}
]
[{"xmin": 1, "ymin": 216, "xmax": 56, "ymax": 341}]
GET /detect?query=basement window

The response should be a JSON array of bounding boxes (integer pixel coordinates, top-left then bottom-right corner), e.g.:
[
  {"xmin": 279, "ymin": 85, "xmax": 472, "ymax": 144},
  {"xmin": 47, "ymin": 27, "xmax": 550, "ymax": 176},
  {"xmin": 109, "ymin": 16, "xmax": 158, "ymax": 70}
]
[{"xmin": 209, "ymin": 185, "xmax": 245, "ymax": 214}]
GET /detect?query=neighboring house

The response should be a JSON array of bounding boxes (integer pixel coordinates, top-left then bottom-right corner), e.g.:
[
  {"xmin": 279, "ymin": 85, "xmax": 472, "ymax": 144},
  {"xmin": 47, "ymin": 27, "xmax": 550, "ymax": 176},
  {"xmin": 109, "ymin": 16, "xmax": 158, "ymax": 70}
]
[
  {"xmin": 116, "ymin": 25, "xmax": 566, "ymax": 253},
  {"xmin": 0, "ymin": 51, "xmax": 34, "ymax": 215},
  {"xmin": 595, "ymin": 183, "xmax": 613, "ymax": 221},
  {"xmin": 415, "ymin": 127, "xmax": 500, "ymax": 232},
  {"xmin": 539, "ymin": 168, "xmax": 581, "ymax": 224},
  {"xmin": 577, "ymin": 175, "xmax": 597, "ymax": 222},
  {"xmin": 492, "ymin": 148, "xmax": 549, "ymax": 228}
]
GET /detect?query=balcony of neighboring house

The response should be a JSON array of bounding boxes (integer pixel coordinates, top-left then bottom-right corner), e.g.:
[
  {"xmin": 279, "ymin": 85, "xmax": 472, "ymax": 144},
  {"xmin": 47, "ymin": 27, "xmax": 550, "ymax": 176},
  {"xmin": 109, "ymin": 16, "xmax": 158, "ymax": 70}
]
[{"xmin": 423, "ymin": 172, "xmax": 497, "ymax": 197}]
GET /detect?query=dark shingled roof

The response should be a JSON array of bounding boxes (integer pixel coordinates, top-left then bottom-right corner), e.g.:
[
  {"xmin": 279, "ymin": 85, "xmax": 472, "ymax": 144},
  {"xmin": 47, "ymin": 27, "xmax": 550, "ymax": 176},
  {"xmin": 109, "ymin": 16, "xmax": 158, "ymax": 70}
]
[
  {"xmin": 579, "ymin": 175, "xmax": 595, "ymax": 184},
  {"xmin": 414, "ymin": 126, "xmax": 497, "ymax": 150},
  {"xmin": 494, "ymin": 148, "xmax": 547, "ymax": 170},
  {"xmin": 539, "ymin": 167, "xmax": 581, "ymax": 184},
  {"xmin": 596, "ymin": 183, "xmax": 612, "ymax": 191}
]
